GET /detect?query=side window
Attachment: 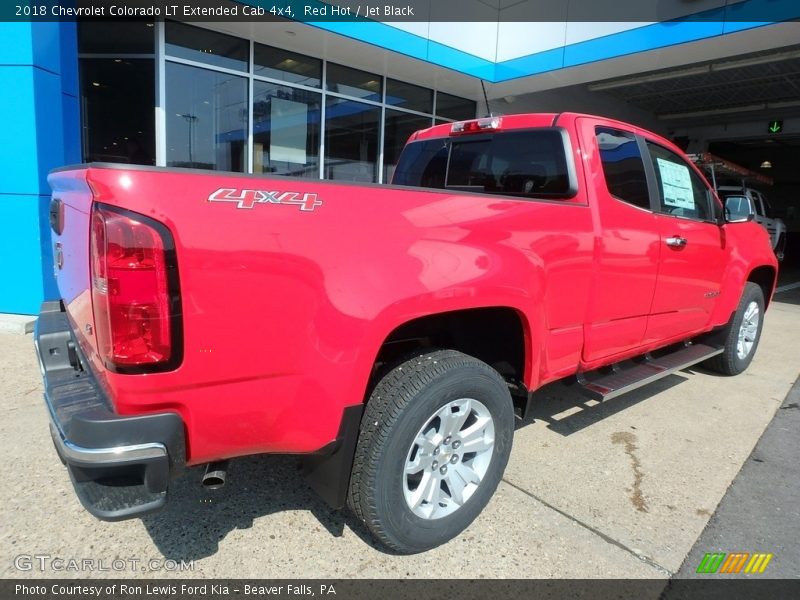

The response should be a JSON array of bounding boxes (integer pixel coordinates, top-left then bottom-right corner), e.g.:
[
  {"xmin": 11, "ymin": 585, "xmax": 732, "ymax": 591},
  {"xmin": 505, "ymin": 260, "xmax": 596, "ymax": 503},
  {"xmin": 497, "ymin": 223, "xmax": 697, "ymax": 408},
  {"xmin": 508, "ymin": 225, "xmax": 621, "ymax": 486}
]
[
  {"xmin": 646, "ymin": 142, "xmax": 712, "ymax": 221},
  {"xmin": 595, "ymin": 127, "xmax": 650, "ymax": 210}
]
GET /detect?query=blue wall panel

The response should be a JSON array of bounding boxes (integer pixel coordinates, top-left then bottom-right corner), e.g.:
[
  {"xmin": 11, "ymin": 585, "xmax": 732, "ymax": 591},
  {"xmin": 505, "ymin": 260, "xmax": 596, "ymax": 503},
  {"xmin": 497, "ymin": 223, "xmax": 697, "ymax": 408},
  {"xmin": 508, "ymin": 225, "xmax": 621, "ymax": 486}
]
[
  {"xmin": 0, "ymin": 196, "xmax": 48, "ymax": 315},
  {"xmin": 59, "ymin": 22, "xmax": 79, "ymax": 99},
  {"xmin": 0, "ymin": 22, "xmax": 33, "ymax": 64},
  {"xmin": 0, "ymin": 22, "xmax": 79, "ymax": 315},
  {"xmin": 61, "ymin": 93, "xmax": 81, "ymax": 165},
  {"xmin": 30, "ymin": 22, "xmax": 62, "ymax": 75},
  {"xmin": 0, "ymin": 66, "xmax": 42, "ymax": 195}
]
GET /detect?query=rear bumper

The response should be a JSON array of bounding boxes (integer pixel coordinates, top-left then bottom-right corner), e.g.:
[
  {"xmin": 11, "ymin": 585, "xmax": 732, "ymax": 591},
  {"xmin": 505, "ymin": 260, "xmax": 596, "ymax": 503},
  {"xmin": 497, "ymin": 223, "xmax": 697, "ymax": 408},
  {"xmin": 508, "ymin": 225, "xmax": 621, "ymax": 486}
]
[{"xmin": 35, "ymin": 301, "xmax": 185, "ymax": 521}]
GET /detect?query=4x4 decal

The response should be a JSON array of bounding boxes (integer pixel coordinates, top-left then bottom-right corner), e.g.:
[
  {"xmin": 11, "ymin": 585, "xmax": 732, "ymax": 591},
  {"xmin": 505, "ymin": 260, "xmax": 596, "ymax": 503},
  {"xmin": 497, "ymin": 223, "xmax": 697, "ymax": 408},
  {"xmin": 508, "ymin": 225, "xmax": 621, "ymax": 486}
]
[{"xmin": 208, "ymin": 188, "xmax": 322, "ymax": 211}]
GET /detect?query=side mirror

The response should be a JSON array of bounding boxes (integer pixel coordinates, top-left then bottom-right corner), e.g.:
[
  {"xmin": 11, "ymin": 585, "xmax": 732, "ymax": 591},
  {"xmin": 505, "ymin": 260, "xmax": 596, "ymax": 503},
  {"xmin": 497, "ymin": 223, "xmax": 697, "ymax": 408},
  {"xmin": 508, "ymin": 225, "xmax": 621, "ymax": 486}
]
[{"xmin": 723, "ymin": 195, "xmax": 755, "ymax": 224}]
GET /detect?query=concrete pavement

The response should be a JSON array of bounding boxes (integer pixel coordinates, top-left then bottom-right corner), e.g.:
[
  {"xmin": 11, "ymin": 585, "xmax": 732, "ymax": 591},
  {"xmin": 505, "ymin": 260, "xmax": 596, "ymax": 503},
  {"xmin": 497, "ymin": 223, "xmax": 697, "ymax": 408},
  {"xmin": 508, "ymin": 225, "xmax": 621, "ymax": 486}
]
[{"xmin": 1, "ymin": 292, "xmax": 798, "ymax": 579}]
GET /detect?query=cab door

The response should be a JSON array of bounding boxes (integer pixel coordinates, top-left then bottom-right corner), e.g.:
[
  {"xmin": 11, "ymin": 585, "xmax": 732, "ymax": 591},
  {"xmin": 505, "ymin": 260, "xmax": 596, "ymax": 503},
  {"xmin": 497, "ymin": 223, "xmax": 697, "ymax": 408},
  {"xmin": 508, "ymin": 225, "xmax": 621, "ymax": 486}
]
[
  {"xmin": 642, "ymin": 141, "xmax": 727, "ymax": 344},
  {"xmin": 578, "ymin": 118, "xmax": 661, "ymax": 363}
]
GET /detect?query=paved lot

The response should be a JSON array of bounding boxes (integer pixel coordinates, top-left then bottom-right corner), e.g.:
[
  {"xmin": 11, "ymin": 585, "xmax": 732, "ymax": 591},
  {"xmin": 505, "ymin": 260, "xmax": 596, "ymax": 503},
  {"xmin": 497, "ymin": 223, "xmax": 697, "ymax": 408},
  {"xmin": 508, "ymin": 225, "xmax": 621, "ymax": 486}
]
[
  {"xmin": 676, "ymin": 375, "xmax": 800, "ymax": 578},
  {"xmin": 1, "ymin": 291, "xmax": 799, "ymax": 579}
]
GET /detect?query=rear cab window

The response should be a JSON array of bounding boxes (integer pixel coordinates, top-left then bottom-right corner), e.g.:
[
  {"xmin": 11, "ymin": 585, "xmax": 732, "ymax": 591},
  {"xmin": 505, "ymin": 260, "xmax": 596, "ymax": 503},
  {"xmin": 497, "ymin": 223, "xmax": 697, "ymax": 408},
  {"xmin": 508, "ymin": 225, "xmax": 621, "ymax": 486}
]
[
  {"xmin": 392, "ymin": 129, "xmax": 577, "ymax": 200},
  {"xmin": 595, "ymin": 127, "xmax": 650, "ymax": 210}
]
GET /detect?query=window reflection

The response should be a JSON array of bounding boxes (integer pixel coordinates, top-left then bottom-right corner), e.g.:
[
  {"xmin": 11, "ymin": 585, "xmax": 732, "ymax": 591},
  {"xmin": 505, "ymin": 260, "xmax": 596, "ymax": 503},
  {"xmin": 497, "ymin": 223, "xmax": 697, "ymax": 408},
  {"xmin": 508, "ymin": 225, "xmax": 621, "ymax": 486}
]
[
  {"xmin": 386, "ymin": 79, "xmax": 433, "ymax": 114},
  {"xmin": 326, "ymin": 63, "xmax": 382, "ymax": 101},
  {"xmin": 78, "ymin": 21, "xmax": 154, "ymax": 54},
  {"xmin": 165, "ymin": 62, "xmax": 248, "ymax": 171},
  {"xmin": 253, "ymin": 82, "xmax": 321, "ymax": 177},
  {"xmin": 165, "ymin": 22, "xmax": 248, "ymax": 72},
  {"xmin": 254, "ymin": 44, "xmax": 322, "ymax": 88},
  {"xmin": 436, "ymin": 92, "xmax": 476, "ymax": 121},
  {"xmin": 325, "ymin": 97, "xmax": 380, "ymax": 182},
  {"xmin": 383, "ymin": 110, "xmax": 432, "ymax": 183},
  {"xmin": 80, "ymin": 58, "xmax": 155, "ymax": 165},
  {"xmin": 147, "ymin": 21, "xmax": 480, "ymax": 179}
]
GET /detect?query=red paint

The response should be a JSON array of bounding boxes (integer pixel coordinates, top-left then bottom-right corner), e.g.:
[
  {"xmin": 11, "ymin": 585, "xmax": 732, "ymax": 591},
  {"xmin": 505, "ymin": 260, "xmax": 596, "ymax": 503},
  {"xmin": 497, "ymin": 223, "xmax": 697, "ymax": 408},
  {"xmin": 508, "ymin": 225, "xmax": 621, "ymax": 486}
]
[{"xmin": 47, "ymin": 113, "xmax": 777, "ymax": 465}]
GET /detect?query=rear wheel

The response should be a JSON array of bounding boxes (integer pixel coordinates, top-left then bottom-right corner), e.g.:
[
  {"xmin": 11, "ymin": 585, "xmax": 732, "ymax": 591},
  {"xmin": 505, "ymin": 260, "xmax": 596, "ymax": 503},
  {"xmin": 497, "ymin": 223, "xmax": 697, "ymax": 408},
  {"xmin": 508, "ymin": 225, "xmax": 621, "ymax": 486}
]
[
  {"xmin": 703, "ymin": 282, "xmax": 765, "ymax": 375},
  {"xmin": 348, "ymin": 349, "xmax": 514, "ymax": 553}
]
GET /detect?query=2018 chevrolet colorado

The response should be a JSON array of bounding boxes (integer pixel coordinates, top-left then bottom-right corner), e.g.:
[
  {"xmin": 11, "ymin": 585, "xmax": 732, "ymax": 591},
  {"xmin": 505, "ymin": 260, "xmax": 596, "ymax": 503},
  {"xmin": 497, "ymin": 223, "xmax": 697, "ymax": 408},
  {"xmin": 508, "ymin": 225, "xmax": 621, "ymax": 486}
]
[{"xmin": 37, "ymin": 113, "xmax": 777, "ymax": 553}]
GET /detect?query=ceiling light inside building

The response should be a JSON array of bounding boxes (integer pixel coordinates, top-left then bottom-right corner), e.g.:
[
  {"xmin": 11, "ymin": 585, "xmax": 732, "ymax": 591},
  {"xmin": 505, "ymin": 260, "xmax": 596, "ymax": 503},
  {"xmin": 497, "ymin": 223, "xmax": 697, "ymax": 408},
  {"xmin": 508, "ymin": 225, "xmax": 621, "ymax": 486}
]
[
  {"xmin": 760, "ymin": 160, "xmax": 772, "ymax": 169},
  {"xmin": 590, "ymin": 49, "xmax": 800, "ymax": 92},
  {"xmin": 589, "ymin": 65, "xmax": 710, "ymax": 91},
  {"xmin": 658, "ymin": 103, "xmax": 766, "ymax": 120}
]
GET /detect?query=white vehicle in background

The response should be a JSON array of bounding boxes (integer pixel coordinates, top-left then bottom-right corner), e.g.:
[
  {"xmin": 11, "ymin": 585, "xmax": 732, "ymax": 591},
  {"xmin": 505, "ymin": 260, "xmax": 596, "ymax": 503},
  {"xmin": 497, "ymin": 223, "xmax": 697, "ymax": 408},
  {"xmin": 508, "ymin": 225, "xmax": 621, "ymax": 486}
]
[
  {"xmin": 717, "ymin": 186, "xmax": 786, "ymax": 262},
  {"xmin": 689, "ymin": 153, "xmax": 786, "ymax": 262}
]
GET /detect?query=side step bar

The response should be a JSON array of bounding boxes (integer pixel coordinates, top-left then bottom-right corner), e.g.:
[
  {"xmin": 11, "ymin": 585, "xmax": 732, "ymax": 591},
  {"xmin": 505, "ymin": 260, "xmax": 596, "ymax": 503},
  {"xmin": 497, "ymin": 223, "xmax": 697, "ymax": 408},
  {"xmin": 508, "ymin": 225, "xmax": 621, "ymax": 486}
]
[{"xmin": 577, "ymin": 343, "xmax": 723, "ymax": 402}]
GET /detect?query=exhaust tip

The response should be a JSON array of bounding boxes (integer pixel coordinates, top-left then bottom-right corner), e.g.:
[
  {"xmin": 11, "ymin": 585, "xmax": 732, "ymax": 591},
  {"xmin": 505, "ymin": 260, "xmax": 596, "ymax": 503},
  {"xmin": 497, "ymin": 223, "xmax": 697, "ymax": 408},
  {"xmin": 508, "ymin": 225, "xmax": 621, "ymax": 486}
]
[{"xmin": 202, "ymin": 461, "xmax": 228, "ymax": 490}]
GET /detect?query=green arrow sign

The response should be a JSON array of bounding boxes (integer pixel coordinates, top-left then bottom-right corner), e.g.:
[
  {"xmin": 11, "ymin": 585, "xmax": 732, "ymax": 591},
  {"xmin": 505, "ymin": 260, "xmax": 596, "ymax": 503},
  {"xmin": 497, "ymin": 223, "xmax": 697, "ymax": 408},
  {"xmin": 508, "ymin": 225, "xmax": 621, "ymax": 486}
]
[{"xmin": 768, "ymin": 120, "xmax": 783, "ymax": 134}]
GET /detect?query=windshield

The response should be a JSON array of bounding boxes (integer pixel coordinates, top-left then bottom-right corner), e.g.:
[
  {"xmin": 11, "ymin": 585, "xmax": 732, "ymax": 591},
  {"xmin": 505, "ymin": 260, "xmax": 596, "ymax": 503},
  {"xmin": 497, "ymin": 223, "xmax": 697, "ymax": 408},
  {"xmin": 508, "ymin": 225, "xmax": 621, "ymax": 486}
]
[{"xmin": 392, "ymin": 129, "xmax": 574, "ymax": 199}]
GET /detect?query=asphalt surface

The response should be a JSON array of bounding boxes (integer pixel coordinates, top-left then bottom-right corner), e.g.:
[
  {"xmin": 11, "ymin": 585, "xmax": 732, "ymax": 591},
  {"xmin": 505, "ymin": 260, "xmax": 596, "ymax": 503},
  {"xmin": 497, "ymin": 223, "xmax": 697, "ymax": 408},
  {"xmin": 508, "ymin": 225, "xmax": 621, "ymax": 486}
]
[
  {"xmin": 676, "ymin": 353, "xmax": 800, "ymax": 578},
  {"xmin": 1, "ymin": 287, "xmax": 799, "ymax": 580}
]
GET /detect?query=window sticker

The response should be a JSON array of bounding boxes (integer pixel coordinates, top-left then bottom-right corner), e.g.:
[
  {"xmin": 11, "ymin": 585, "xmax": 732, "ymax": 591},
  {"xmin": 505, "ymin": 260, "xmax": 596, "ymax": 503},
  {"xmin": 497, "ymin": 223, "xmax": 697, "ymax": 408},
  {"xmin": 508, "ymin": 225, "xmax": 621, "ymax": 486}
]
[{"xmin": 656, "ymin": 158, "xmax": 694, "ymax": 210}]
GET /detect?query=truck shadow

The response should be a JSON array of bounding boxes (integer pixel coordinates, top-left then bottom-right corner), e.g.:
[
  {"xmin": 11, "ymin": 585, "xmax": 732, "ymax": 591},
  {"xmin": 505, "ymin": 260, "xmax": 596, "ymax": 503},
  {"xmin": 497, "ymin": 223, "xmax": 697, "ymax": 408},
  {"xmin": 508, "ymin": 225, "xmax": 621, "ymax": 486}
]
[
  {"xmin": 518, "ymin": 374, "xmax": 687, "ymax": 436},
  {"xmin": 140, "ymin": 456, "xmax": 387, "ymax": 562},
  {"xmin": 142, "ymin": 371, "xmax": 689, "ymax": 561},
  {"xmin": 772, "ymin": 291, "xmax": 800, "ymax": 307}
]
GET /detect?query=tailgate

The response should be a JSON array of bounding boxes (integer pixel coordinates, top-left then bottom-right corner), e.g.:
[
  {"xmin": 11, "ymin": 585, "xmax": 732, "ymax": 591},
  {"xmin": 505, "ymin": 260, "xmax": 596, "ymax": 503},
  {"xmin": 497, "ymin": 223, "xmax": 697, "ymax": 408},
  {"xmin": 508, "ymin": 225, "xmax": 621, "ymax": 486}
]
[{"xmin": 46, "ymin": 167, "xmax": 97, "ymax": 359}]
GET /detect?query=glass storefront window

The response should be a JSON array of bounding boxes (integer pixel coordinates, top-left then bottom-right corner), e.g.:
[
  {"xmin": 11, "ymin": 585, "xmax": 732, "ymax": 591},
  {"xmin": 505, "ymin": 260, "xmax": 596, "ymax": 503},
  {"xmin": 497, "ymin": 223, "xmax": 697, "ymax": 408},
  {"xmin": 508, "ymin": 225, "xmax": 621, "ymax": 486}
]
[
  {"xmin": 383, "ymin": 110, "xmax": 432, "ymax": 183},
  {"xmin": 79, "ymin": 58, "xmax": 155, "ymax": 164},
  {"xmin": 78, "ymin": 22, "xmax": 154, "ymax": 54},
  {"xmin": 436, "ymin": 92, "xmax": 477, "ymax": 121},
  {"xmin": 386, "ymin": 79, "xmax": 433, "ymax": 114},
  {"xmin": 80, "ymin": 20, "xmax": 478, "ymax": 179},
  {"xmin": 253, "ymin": 82, "xmax": 321, "ymax": 178},
  {"xmin": 165, "ymin": 22, "xmax": 248, "ymax": 72},
  {"xmin": 326, "ymin": 63, "xmax": 382, "ymax": 102},
  {"xmin": 165, "ymin": 62, "xmax": 248, "ymax": 171},
  {"xmin": 254, "ymin": 44, "xmax": 322, "ymax": 88},
  {"xmin": 325, "ymin": 97, "xmax": 380, "ymax": 182}
]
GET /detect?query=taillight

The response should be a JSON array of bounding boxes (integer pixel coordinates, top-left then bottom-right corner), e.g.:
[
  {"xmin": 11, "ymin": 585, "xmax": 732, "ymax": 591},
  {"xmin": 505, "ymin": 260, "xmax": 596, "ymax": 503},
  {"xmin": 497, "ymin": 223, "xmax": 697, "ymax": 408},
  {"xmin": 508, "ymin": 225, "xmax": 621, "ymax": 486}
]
[
  {"xmin": 450, "ymin": 117, "xmax": 502, "ymax": 135},
  {"xmin": 90, "ymin": 204, "xmax": 181, "ymax": 372}
]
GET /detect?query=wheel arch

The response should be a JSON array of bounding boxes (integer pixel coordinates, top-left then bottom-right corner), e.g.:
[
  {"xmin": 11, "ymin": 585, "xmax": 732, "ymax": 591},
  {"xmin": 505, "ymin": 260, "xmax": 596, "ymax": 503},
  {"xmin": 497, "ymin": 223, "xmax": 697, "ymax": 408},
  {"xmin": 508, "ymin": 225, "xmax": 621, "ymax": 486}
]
[
  {"xmin": 303, "ymin": 305, "xmax": 533, "ymax": 510},
  {"xmin": 367, "ymin": 306, "xmax": 532, "ymax": 408},
  {"xmin": 747, "ymin": 264, "xmax": 777, "ymax": 309}
]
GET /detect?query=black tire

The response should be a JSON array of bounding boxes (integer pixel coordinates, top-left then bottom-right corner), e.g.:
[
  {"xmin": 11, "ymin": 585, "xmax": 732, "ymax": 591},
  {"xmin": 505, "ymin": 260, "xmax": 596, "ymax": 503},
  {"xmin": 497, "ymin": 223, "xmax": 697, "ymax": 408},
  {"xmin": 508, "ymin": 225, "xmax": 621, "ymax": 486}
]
[
  {"xmin": 348, "ymin": 349, "xmax": 514, "ymax": 553},
  {"xmin": 703, "ymin": 282, "xmax": 765, "ymax": 376}
]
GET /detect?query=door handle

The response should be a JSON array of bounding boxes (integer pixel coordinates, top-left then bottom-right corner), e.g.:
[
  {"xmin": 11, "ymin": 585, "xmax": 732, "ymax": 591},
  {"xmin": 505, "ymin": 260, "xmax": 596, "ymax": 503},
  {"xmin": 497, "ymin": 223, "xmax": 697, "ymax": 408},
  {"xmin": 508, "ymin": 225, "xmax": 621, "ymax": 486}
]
[{"xmin": 665, "ymin": 236, "xmax": 688, "ymax": 247}]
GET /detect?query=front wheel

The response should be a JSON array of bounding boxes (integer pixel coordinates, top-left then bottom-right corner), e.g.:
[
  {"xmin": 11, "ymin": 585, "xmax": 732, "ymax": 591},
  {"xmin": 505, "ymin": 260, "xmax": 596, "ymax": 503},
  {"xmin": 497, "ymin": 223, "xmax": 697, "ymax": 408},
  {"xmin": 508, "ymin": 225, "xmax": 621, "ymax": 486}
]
[
  {"xmin": 703, "ymin": 282, "xmax": 765, "ymax": 375},
  {"xmin": 348, "ymin": 350, "xmax": 514, "ymax": 553}
]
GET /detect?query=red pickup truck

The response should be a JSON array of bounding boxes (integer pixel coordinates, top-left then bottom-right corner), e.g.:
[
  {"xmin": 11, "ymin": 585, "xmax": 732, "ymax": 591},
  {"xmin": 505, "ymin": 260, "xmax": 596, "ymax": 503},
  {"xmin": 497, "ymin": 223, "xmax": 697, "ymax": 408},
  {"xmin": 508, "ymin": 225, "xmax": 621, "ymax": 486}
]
[{"xmin": 37, "ymin": 113, "xmax": 776, "ymax": 553}]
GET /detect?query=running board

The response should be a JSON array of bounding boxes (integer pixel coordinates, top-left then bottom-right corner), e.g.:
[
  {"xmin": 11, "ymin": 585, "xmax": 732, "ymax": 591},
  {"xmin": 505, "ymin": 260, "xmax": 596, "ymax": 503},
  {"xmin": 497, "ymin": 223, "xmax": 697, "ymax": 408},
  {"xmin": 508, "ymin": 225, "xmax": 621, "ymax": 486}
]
[{"xmin": 577, "ymin": 343, "xmax": 723, "ymax": 402}]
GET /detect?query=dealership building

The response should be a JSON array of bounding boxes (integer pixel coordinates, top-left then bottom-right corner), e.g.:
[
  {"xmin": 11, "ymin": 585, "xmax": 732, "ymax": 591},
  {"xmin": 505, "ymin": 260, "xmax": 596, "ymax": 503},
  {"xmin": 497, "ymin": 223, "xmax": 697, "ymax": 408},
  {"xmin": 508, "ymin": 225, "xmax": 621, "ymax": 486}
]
[{"xmin": 2, "ymin": 0, "xmax": 800, "ymax": 319}]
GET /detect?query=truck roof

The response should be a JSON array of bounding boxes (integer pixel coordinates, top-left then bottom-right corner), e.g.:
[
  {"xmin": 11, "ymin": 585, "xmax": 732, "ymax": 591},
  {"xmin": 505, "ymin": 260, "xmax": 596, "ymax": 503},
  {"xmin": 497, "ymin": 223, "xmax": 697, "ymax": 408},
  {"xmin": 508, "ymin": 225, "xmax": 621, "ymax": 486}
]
[
  {"xmin": 412, "ymin": 113, "xmax": 560, "ymax": 141},
  {"xmin": 409, "ymin": 112, "xmax": 674, "ymax": 145}
]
